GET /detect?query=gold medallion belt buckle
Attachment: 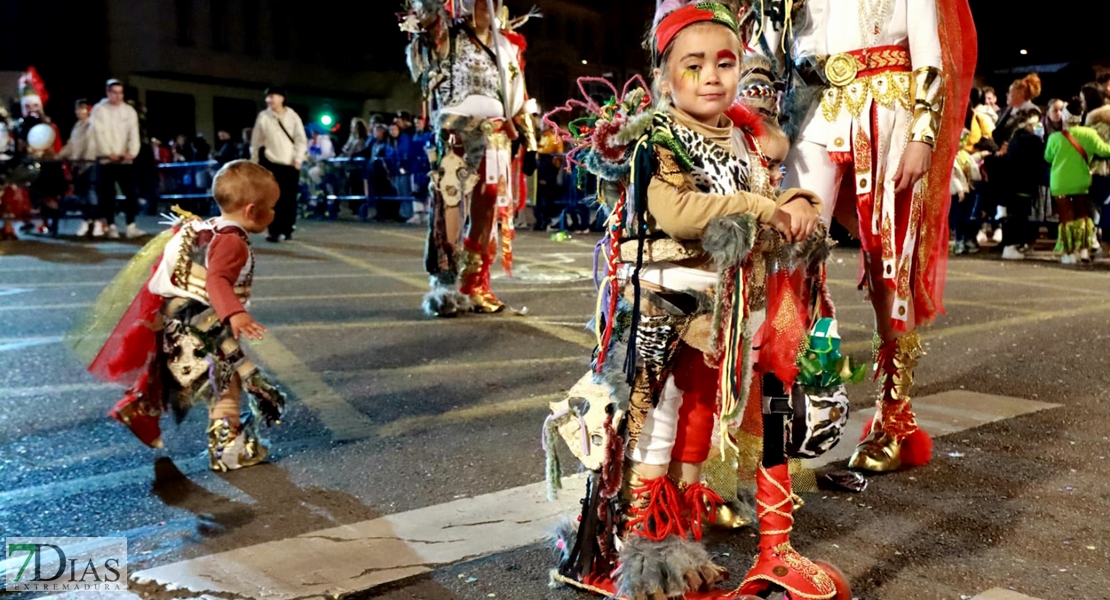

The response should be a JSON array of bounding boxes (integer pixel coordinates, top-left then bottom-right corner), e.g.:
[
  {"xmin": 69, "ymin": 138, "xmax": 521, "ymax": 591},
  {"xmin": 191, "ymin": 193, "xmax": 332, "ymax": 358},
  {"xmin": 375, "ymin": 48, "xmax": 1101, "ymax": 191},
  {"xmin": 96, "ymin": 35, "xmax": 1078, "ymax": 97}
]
[{"xmin": 824, "ymin": 53, "xmax": 859, "ymax": 87}]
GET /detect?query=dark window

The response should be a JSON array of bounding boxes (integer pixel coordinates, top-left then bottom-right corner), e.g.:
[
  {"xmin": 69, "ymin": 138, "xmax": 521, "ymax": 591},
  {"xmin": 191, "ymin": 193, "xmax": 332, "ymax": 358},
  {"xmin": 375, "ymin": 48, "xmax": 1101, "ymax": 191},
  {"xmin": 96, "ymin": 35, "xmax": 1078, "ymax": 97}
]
[
  {"xmin": 146, "ymin": 91, "xmax": 197, "ymax": 143},
  {"xmin": 543, "ymin": 11, "xmax": 556, "ymax": 38},
  {"xmin": 213, "ymin": 97, "xmax": 259, "ymax": 142},
  {"xmin": 242, "ymin": 0, "xmax": 262, "ymax": 56},
  {"xmin": 175, "ymin": 0, "xmax": 195, "ymax": 47},
  {"xmin": 211, "ymin": 0, "xmax": 230, "ymax": 51},
  {"xmin": 271, "ymin": 0, "xmax": 290, "ymax": 60}
]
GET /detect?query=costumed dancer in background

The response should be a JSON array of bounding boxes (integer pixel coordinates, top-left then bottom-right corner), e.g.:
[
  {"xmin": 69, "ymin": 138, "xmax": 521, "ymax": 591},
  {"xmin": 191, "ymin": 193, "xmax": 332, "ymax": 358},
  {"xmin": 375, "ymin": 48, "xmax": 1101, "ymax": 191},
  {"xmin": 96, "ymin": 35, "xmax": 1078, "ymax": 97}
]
[
  {"xmin": 401, "ymin": 0, "xmax": 539, "ymax": 317},
  {"xmin": 71, "ymin": 161, "xmax": 287, "ymax": 472},
  {"xmin": 542, "ymin": 4, "xmax": 855, "ymax": 598},
  {"xmin": 10, "ymin": 67, "xmax": 65, "ymax": 237},
  {"xmin": 756, "ymin": 0, "xmax": 977, "ymax": 473},
  {"xmin": 0, "ymin": 106, "xmax": 25, "ymax": 241}
]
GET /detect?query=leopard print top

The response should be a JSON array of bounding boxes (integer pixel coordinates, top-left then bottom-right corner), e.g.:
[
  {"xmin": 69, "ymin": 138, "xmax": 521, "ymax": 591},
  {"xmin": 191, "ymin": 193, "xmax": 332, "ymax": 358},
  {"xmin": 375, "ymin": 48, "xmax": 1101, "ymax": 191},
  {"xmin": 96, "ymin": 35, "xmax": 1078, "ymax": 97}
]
[{"xmin": 659, "ymin": 111, "xmax": 750, "ymax": 195}]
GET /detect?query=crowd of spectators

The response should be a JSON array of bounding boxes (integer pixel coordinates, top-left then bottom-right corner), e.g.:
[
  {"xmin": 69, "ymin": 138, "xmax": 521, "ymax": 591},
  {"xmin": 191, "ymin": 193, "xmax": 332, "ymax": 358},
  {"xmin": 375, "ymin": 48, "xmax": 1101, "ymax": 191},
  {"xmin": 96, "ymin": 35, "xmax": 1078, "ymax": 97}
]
[{"xmin": 951, "ymin": 72, "xmax": 1110, "ymax": 264}]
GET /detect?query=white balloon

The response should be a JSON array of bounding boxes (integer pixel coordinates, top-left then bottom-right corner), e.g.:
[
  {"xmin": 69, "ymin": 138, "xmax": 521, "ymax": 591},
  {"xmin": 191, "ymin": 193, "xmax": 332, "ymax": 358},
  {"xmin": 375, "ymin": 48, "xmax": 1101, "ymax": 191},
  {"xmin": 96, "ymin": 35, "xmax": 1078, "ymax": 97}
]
[{"xmin": 27, "ymin": 123, "xmax": 56, "ymax": 151}]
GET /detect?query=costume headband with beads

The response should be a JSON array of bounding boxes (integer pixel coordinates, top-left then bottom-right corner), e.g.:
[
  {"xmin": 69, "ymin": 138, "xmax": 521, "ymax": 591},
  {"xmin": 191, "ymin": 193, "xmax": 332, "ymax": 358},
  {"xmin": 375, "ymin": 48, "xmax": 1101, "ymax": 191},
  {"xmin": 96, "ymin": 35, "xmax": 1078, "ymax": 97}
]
[{"xmin": 654, "ymin": 2, "xmax": 740, "ymax": 57}]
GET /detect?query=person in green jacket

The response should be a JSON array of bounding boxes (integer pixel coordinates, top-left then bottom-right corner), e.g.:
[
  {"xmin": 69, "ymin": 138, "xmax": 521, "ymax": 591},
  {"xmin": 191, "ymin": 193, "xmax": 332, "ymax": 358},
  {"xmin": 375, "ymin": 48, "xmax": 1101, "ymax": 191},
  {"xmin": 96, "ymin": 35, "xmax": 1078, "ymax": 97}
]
[{"xmin": 1045, "ymin": 98, "xmax": 1110, "ymax": 263}]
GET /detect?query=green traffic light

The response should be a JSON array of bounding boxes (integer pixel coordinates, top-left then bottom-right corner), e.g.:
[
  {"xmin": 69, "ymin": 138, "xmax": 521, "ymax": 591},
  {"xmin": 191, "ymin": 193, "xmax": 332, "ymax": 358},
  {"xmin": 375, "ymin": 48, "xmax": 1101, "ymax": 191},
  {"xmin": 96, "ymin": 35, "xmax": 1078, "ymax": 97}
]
[{"xmin": 320, "ymin": 115, "xmax": 333, "ymax": 126}]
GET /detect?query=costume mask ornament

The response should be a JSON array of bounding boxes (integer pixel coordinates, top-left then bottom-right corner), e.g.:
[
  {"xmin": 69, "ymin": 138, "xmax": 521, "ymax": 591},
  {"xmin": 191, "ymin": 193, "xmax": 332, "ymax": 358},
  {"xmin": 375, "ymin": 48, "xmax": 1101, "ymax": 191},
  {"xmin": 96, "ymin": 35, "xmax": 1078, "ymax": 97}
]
[
  {"xmin": 165, "ymin": 322, "xmax": 210, "ymax": 387},
  {"xmin": 548, "ymin": 373, "xmax": 622, "ymax": 472},
  {"xmin": 432, "ymin": 153, "xmax": 478, "ymax": 208},
  {"xmin": 786, "ymin": 318, "xmax": 864, "ymax": 459}
]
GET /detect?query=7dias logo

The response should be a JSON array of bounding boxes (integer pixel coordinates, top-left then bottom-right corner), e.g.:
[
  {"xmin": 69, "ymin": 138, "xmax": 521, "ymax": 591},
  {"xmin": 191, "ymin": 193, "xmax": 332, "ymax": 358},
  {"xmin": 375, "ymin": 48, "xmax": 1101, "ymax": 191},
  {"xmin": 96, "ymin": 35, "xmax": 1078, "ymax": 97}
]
[{"xmin": 3, "ymin": 538, "xmax": 127, "ymax": 593}]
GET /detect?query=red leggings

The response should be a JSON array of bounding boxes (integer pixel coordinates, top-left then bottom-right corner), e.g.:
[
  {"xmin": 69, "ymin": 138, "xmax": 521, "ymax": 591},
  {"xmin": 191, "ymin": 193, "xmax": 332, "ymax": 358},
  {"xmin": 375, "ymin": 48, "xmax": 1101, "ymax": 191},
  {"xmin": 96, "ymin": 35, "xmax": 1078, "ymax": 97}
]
[{"xmin": 670, "ymin": 346, "xmax": 719, "ymax": 464}]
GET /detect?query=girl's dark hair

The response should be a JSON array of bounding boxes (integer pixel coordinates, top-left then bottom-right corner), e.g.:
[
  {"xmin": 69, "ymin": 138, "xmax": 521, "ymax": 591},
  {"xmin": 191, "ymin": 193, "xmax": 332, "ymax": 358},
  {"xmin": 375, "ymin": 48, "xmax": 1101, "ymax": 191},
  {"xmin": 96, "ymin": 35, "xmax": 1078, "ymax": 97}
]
[
  {"xmin": 1080, "ymin": 83, "xmax": 1105, "ymax": 114},
  {"xmin": 965, "ymin": 87, "xmax": 985, "ymax": 128},
  {"xmin": 1067, "ymin": 97, "xmax": 1085, "ymax": 119}
]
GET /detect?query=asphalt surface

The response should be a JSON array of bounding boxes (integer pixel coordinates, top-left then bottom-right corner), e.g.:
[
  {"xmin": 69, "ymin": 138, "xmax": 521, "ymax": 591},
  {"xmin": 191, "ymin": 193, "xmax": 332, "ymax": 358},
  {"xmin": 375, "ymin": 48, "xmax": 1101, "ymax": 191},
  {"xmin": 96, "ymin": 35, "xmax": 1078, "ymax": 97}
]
[{"xmin": 1, "ymin": 216, "xmax": 1109, "ymax": 600}]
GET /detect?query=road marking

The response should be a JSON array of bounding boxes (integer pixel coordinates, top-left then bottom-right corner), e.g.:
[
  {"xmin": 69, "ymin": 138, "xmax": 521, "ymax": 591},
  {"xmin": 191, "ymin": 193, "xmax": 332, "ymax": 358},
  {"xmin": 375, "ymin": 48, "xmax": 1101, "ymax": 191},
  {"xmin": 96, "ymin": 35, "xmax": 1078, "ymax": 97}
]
[
  {"xmin": 0, "ymin": 336, "xmax": 65, "ymax": 352},
  {"xmin": 131, "ymin": 474, "xmax": 589, "ymax": 600},
  {"xmin": 377, "ymin": 392, "xmax": 565, "ymax": 438},
  {"xmin": 0, "ymin": 382, "xmax": 118, "ymax": 399},
  {"xmin": 802, "ymin": 390, "xmax": 1061, "ymax": 470},
  {"xmin": 247, "ymin": 335, "xmax": 379, "ymax": 442},
  {"xmin": 117, "ymin": 391, "xmax": 1056, "ymax": 599},
  {"xmin": 299, "ymin": 242, "xmax": 429, "ymax": 288},
  {"xmin": 0, "ymin": 286, "xmax": 597, "ymax": 312},
  {"xmin": 0, "ymin": 272, "xmax": 387, "ymax": 289},
  {"xmin": 324, "ymin": 355, "xmax": 586, "ymax": 379},
  {"xmin": 971, "ymin": 589, "xmax": 1045, "ymax": 600},
  {"xmin": 0, "ymin": 356, "xmax": 586, "ymax": 403}
]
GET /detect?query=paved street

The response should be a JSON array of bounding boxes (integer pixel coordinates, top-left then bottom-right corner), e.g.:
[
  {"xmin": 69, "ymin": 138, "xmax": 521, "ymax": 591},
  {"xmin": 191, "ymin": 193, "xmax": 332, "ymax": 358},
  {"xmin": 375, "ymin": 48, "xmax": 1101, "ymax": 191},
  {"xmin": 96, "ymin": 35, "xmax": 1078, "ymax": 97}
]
[{"xmin": 2, "ymin": 217, "xmax": 1109, "ymax": 600}]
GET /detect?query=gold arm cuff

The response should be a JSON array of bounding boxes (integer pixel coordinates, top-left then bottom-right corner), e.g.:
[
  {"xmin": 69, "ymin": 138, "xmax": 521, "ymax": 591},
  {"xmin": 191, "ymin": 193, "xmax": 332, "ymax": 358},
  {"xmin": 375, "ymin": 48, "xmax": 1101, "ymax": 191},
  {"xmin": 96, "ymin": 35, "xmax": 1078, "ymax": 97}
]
[
  {"xmin": 516, "ymin": 112, "xmax": 538, "ymax": 153},
  {"xmin": 909, "ymin": 67, "xmax": 944, "ymax": 146}
]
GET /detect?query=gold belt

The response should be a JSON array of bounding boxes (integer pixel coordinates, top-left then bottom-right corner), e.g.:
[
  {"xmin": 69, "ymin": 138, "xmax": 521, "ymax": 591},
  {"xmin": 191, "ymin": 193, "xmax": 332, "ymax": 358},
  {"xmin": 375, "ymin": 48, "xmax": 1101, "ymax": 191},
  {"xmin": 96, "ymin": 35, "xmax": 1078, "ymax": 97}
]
[{"xmin": 823, "ymin": 46, "xmax": 912, "ymax": 87}]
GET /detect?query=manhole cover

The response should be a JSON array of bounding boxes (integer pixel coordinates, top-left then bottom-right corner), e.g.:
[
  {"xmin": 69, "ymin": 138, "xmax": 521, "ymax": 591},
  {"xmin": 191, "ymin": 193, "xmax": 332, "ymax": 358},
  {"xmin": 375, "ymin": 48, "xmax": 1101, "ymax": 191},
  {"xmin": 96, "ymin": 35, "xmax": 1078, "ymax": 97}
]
[{"xmin": 495, "ymin": 265, "xmax": 589, "ymax": 284}]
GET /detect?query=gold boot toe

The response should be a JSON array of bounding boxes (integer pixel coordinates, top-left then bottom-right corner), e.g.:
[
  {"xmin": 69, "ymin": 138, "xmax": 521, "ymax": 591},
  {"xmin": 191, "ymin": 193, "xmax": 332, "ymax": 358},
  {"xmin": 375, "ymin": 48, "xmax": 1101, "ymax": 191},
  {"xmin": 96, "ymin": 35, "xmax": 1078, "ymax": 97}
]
[{"xmin": 848, "ymin": 430, "xmax": 903, "ymax": 472}]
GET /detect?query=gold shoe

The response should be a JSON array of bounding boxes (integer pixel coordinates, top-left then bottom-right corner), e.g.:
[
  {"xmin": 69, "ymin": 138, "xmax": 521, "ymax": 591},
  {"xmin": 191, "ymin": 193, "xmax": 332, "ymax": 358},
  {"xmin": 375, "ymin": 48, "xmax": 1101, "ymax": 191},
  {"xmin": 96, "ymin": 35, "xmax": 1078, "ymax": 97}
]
[
  {"xmin": 207, "ymin": 416, "xmax": 270, "ymax": 472},
  {"xmin": 713, "ymin": 503, "xmax": 753, "ymax": 529},
  {"xmin": 469, "ymin": 291, "xmax": 505, "ymax": 313},
  {"xmin": 848, "ymin": 429, "xmax": 902, "ymax": 472}
]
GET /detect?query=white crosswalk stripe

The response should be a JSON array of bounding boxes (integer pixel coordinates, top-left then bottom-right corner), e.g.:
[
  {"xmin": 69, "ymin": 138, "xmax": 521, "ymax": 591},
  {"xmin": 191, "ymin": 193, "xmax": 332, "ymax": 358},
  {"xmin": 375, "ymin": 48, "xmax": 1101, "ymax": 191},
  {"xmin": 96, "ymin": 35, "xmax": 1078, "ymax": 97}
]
[{"xmin": 55, "ymin": 391, "xmax": 1055, "ymax": 599}]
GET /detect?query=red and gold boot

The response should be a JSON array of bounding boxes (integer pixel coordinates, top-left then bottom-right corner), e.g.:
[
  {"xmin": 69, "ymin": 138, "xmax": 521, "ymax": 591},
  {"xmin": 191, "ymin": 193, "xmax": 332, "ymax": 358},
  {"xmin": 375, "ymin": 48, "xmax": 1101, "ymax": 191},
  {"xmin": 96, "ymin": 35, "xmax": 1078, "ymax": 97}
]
[
  {"xmin": 736, "ymin": 464, "xmax": 839, "ymax": 599},
  {"xmin": 848, "ymin": 332, "xmax": 932, "ymax": 472},
  {"xmin": 458, "ymin": 240, "xmax": 505, "ymax": 313}
]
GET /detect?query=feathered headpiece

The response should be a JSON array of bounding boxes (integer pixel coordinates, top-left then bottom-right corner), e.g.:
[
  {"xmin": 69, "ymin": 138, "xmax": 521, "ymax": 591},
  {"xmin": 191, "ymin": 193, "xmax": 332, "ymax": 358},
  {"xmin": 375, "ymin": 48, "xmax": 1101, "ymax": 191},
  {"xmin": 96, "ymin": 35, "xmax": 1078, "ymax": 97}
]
[
  {"xmin": 542, "ymin": 76, "xmax": 654, "ymax": 183},
  {"xmin": 19, "ymin": 67, "xmax": 48, "ymax": 109}
]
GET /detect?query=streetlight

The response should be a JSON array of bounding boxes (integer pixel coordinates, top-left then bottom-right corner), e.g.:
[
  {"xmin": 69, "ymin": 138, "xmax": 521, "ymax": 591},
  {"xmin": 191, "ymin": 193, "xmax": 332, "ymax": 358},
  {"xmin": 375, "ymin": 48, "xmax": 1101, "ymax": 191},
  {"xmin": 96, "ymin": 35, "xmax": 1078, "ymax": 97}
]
[{"xmin": 1020, "ymin": 49, "xmax": 1028, "ymax": 55}]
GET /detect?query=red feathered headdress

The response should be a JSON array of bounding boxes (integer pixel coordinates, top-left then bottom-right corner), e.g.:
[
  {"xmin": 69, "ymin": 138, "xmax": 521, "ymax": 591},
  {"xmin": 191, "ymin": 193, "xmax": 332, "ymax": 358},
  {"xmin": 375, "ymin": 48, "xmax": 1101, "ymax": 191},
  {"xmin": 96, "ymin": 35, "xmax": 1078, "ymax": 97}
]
[{"xmin": 19, "ymin": 66, "xmax": 49, "ymax": 106}]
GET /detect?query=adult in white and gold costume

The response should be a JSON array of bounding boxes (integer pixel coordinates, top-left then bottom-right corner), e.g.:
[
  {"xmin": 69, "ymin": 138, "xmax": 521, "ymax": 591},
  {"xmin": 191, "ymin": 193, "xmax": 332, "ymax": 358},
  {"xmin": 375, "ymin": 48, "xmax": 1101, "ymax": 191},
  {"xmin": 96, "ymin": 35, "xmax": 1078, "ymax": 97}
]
[
  {"xmin": 755, "ymin": 0, "xmax": 977, "ymax": 472},
  {"xmin": 402, "ymin": 0, "xmax": 538, "ymax": 317}
]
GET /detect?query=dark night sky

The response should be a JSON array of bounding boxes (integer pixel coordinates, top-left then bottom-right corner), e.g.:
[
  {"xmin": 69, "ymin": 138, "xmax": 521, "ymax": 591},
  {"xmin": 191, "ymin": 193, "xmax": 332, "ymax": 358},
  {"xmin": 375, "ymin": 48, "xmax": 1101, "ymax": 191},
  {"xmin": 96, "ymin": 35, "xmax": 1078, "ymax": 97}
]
[{"xmin": 4, "ymin": 0, "xmax": 1108, "ymax": 132}]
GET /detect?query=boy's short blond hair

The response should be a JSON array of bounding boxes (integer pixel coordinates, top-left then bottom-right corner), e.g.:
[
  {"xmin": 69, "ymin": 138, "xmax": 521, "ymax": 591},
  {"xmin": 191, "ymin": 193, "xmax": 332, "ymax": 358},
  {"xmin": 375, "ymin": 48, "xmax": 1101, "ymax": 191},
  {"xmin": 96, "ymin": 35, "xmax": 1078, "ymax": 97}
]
[
  {"xmin": 760, "ymin": 117, "xmax": 789, "ymax": 149},
  {"xmin": 212, "ymin": 160, "xmax": 278, "ymax": 212}
]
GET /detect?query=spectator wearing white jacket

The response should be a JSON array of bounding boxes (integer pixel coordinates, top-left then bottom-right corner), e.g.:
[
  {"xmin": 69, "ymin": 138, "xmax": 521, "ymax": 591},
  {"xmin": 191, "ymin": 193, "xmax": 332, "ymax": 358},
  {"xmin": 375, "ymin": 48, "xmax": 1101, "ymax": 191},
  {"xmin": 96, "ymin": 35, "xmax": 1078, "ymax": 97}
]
[
  {"xmin": 60, "ymin": 99, "xmax": 97, "ymax": 236},
  {"xmin": 250, "ymin": 86, "xmax": 306, "ymax": 242},
  {"xmin": 89, "ymin": 79, "xmax": 143, "ymax": 238}
]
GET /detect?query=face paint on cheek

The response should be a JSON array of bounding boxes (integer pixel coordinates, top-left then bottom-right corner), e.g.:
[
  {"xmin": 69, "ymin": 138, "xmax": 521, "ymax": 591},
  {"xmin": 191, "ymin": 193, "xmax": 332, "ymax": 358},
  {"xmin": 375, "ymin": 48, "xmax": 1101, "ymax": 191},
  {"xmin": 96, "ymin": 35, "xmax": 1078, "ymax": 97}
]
[{"xmin": 682, "ymin": 67, "xmax": 700, "ymax": 85}]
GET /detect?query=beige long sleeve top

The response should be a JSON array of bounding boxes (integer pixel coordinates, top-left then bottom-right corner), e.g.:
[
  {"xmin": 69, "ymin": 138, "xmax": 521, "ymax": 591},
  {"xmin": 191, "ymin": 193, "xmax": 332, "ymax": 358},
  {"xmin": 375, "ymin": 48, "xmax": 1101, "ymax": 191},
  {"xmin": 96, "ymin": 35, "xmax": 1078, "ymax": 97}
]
[{"xmin": 646, "ymin": 107, "xmax": 821, "ymax": 242}]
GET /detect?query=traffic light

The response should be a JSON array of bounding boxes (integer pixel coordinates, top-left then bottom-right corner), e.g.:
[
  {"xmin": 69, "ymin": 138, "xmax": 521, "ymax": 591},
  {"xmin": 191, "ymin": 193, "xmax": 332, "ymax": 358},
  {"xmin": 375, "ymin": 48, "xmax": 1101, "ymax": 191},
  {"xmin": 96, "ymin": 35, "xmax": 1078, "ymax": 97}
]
[{"xmin": 320, "ymin": 114, "xmax": 333, "ymax": 127}]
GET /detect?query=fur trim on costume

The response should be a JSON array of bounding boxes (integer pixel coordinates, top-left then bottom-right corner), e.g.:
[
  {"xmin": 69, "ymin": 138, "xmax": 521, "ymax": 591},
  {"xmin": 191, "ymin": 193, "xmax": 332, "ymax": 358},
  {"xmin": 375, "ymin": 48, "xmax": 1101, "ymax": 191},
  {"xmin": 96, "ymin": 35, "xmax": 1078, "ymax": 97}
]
[
  {"xmin": 615, "ymin": 535, "xmax": 716, "ymax": 600},
  {"xmin": 702, "ymin": 214, "xmax": 756, "ymax": 269},
  {"xmin": 859, "ymin": 420, "xmax": 934, "ymax": 468},
  {"xmin": 782, "ymin": 225, "xmax": 834, "ymax": 270},
  {"xmin": 733, "ymin": 485, "xmax": 759, "ymax": 525},
  {"xmin": 551, "ymin": 516, "xmax": 579, "ymax": 565},
  {"xmin": 782, "ymin": 84, "xmax": 822, "ymax": 143},
  {"xmin": 422, "ymin": 285, "xmax": 473, "ymax": 317}
]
